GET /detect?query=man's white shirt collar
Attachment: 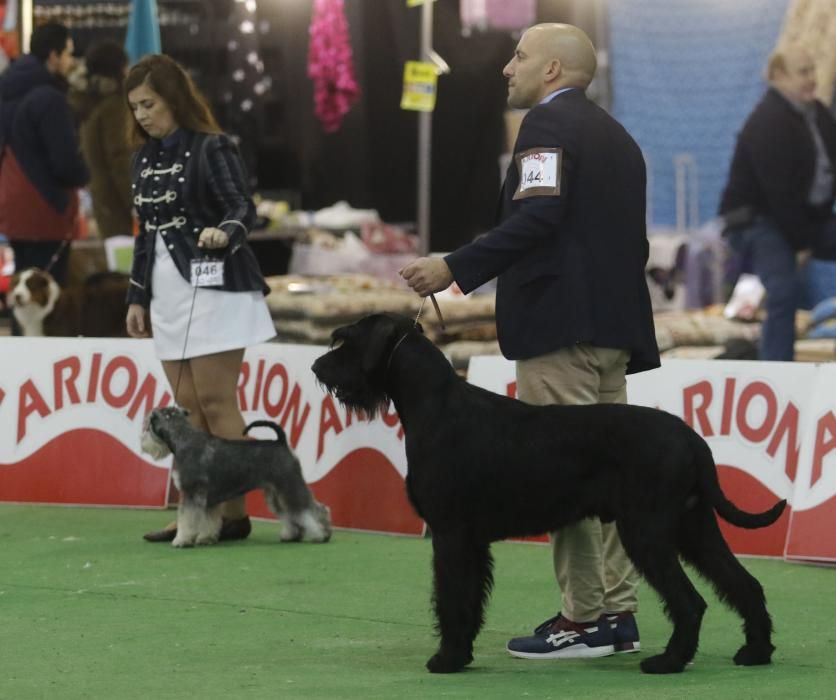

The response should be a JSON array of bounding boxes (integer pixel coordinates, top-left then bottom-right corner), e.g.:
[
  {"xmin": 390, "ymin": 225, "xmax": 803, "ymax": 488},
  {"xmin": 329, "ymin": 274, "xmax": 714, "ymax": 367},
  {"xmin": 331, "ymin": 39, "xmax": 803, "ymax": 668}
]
[{"xmin": 540, "ymin": 87, "xmax": 576, "ymax": 104}]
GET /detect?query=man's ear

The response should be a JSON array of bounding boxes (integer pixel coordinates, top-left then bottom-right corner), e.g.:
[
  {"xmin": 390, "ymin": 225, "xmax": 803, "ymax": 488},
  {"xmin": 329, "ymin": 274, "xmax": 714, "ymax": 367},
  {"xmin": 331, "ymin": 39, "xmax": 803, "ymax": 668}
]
[{"xmin": 546, "ymin": 58, "xmax": 562, "ymax": 81}]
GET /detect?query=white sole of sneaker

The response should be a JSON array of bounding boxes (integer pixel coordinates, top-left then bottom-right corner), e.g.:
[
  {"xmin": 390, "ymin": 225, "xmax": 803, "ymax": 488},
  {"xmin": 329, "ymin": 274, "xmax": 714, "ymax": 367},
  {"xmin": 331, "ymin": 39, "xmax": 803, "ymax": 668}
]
[
  {"xmin": 506, "ymin": 644, "xmax": 616, "ymax": 660},
  {"xmin": 614, "ymin": 642, "xmax": 641, "ymax": 653}
]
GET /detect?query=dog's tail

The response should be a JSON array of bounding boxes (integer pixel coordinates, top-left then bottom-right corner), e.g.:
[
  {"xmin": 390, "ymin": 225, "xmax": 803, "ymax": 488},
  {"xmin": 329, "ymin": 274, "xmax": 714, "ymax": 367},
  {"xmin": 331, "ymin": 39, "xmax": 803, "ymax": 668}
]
[
  {"xmin": 243, "ymin": 420, "xmax": 288, "ymax": 446},
  {"xmin": 693, "ymin": 434, "xmax": 787, "ymax": 529}
]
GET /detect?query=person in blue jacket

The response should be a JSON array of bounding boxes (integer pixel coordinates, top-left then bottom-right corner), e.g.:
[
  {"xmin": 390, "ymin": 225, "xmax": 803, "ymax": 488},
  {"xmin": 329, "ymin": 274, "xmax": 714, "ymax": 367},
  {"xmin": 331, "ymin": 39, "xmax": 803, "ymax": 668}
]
[{"xmin": 0, "ymin": 22, "xmax": 89, "ymax": 325}]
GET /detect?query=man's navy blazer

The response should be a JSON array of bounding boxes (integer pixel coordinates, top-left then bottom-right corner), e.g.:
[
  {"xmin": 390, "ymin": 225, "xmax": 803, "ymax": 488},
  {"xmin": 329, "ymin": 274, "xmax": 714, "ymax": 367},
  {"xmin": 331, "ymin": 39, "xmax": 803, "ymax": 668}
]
[{"xmin": 446, "ymin": 89, "xmax": 660, "ymax": 374}]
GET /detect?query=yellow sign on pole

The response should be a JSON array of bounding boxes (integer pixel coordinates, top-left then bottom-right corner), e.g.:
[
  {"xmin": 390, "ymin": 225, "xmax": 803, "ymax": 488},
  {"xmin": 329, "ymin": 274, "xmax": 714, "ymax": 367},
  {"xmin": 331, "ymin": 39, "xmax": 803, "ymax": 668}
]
[
  {"xmin": 400, "ymin": 61, "xmax": 438, "ymax": 112},
  {"xmin": 406, "ymin": 0, "xmax": 436, "ymax": 7}
]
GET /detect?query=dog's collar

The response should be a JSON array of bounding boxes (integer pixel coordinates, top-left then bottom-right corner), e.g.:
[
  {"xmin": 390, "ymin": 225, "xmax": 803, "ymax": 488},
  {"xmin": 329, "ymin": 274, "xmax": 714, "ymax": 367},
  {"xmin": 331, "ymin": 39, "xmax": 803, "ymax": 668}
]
[
  {"xmin": 385, "ymin": 332, "xmax": 411, "ymax": 375},
  {"xmin": 383, "ymin": 296, "xmax": 441, "ymax": 375}
]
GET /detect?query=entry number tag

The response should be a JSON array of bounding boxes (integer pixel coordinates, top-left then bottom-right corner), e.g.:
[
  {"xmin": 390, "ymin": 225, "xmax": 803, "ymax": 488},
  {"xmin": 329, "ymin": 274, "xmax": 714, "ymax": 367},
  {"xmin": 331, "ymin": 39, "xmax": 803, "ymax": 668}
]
[
  {"xmin": 190, "ymin": 259, "xmax": 224, "ymax": 287},
  {"xmin": 513, "ymin": 147, "xmax": 562, "ymax": 200}
]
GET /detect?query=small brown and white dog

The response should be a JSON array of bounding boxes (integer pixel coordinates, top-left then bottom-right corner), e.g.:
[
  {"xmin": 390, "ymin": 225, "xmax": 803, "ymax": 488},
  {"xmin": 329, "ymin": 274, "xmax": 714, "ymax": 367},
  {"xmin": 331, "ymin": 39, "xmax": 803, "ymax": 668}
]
[{"xmin": 8, "ymin": 267, "xmax": 130, "ymax": 337}]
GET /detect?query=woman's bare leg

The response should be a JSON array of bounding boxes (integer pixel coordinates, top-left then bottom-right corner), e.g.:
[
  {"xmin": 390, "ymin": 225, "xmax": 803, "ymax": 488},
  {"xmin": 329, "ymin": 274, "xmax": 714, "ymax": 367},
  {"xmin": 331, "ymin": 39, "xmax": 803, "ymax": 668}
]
[
  {"xmin": 187, "ymin": 348, "xmax": 248, "ymax": 520},
  {"xmin": 153, "ymin": 360, "xmax": 212, "ymax": 529}
]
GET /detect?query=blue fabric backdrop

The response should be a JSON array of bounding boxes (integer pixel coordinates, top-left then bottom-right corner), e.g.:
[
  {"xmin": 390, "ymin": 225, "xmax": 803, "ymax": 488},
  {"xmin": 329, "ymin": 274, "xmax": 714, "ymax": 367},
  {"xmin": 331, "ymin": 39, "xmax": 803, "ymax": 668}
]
[
  {"xmin": 609, "ymin": 0, "xmax": 788, "ymax": 228},
  {"xmin": 125, "ymin": 0, "xmax": 161, "ymax": 64}
]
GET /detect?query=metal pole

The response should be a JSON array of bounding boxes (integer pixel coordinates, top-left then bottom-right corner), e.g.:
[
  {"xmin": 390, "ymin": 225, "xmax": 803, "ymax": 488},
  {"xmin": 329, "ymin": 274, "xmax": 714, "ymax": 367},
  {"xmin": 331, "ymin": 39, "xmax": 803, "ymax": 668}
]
[
  {"xmin": 417, "ymin": 0, "xmax": 433, "ymax": 256},
  {"xmin": 21, "ymin": 0, "xmax": 33, "ymax": 53}
]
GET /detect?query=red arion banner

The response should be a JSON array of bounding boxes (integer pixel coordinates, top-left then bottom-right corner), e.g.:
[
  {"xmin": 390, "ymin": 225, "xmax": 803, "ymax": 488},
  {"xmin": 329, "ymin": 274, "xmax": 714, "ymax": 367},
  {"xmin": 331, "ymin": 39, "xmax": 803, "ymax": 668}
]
[
  {"xmin": 0, "ymin": 338, "xmax": 423, "ymax": 535},
  {"xmin": 3, "ymin": 337, "xmax": 834, "ymax": 558},
  {"xmin": 468, "ymin": 357, "xmax": 835, "ymax": 562}
]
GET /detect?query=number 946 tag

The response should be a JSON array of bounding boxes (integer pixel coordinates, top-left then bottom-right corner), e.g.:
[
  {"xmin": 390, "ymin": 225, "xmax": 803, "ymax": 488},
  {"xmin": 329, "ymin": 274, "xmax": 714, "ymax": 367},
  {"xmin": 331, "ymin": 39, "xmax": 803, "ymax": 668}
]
[{"xmin": 190, "ymin": 259, "xmax": 225, "ymax": 287}]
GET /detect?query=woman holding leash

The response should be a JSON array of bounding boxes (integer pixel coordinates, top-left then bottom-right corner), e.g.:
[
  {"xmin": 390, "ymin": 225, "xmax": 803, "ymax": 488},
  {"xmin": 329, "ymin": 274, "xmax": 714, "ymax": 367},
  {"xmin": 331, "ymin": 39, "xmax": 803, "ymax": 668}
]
[{"xmin": 124, "ymin": 54, "xmax": 275, "ymax": 543}]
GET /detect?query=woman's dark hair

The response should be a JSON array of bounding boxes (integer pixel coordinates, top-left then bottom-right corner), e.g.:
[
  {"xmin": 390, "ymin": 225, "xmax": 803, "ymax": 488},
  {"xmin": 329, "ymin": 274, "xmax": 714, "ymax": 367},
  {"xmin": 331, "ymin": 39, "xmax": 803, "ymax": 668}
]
[
  {"xmin": 124, "ymin": 54, "xmax": 221, "ymax": 146},
  {"xmin": 85, "ymin": 39, "xmax": 128, "ymax": 83},
  {"xmin": 30, "ymin": 22, "xmax": 70, "ymax": 62}
]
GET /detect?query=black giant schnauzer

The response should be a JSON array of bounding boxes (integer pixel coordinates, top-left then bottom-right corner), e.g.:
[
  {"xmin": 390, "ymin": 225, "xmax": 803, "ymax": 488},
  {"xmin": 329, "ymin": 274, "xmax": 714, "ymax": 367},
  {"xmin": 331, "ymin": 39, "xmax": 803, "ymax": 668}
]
[{"xmin": 311, "ymin": 313, "xmax": 786, "ymax": 675}]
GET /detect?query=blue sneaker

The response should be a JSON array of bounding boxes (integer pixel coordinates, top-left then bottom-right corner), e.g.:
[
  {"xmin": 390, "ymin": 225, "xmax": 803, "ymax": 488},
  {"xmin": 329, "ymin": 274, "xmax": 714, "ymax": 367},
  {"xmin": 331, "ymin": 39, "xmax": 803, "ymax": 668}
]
[
  {"xmin": 607, "ymin": 611, "xmax": 641, "ymax": 653},
  {"xmin": 507, "ymin": 613, "xmax": 615, "ymax": 659}
]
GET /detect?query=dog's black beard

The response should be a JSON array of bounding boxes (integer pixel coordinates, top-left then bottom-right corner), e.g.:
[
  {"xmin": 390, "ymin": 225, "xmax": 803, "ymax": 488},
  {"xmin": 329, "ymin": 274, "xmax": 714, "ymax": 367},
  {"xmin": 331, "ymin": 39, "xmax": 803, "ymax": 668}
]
[
  {"xmin": 330, "ymin": 384, "xmax": 389, "ymax": 419},
  {"xmin": 313, "ymin": 370, "xmax": 389, "ymax": 418},
  {"xmin": 311, "ymin": 315, "xmax": 414, "ymax": 419}
]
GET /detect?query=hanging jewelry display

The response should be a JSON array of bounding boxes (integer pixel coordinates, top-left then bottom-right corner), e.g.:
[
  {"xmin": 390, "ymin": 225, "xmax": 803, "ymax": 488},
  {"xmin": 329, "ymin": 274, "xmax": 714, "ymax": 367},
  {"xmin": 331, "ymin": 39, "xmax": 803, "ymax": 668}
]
[{"xmin": 33, "ymin": 2, "xmax": 198, "ymax": 30}]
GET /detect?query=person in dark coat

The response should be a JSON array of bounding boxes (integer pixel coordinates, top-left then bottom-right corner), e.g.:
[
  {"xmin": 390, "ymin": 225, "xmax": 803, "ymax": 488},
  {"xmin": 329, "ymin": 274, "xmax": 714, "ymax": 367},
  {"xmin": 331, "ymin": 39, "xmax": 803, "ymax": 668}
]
[
  {"xmin": 401, "ymin": 23, "xmax": 659, "ymax": 661},
  {"xmin": 0, "ymin": 22, "xmax": 89, "ymax": 308},
  {"xmin": 69, "ymin": 39, "xmax": 133, "ymax": 240},
  {"xmin": 719, "ymin": 46, "xmax": 836, "ymax": 361}
]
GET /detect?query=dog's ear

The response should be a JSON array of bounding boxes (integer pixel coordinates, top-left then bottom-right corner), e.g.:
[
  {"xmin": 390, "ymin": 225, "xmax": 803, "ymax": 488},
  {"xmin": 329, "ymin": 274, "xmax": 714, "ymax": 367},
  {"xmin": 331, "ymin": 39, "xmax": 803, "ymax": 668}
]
[
  {"xmin": 646, "ymin": 266, "xmax": 667, "ymax": 285},
  {"xmin": 362, "ymin": 318, "xmax": 398, "ymax": 373}
]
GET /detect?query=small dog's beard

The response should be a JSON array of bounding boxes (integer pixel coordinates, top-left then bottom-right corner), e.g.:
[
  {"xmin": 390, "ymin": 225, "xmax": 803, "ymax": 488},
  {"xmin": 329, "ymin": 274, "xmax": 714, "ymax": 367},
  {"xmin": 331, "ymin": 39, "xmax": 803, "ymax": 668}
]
[{"xmin": 140, "ymin": 427, "xmax": 171, "ymax": 460}]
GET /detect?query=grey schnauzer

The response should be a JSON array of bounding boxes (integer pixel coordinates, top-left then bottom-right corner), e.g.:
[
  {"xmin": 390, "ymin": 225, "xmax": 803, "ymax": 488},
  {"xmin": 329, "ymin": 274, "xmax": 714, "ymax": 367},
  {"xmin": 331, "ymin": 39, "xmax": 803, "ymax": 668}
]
[
  {"xmin": 141, "ymin": 406, "xmax": 331, "ymax": 547},
  {"xmin": 311, "ymin": 313, "xmax": 785, "ymax": 675}
]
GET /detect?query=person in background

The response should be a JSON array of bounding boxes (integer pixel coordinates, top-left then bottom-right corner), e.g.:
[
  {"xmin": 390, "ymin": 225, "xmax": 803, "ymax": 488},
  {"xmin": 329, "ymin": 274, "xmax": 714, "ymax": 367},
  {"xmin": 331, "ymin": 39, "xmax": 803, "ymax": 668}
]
[
  {"xmin": 401, "ymin": 23, "xmax": 659, "ymax": 660},
  {"xmin": 69, "ymin": 39, "xmax": 133, "ymax": 239},
  {"xmin": 0, "ymin": 21, "xmax": 89, "ymax": 333},
  {"xmin": 124, "ymin": 54, "xmax": 276, "ymax": 543},
  {"xmin": 719, "ymin": 45, "xmax": 836, "ymax": 361}
]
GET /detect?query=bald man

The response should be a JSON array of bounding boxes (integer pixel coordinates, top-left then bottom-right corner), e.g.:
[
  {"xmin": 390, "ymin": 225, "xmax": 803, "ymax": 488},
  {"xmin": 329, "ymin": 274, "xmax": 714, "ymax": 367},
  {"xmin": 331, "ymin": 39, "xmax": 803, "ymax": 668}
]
[
  {"xmin": 720, "ymin": 46, "xmax": 836, "ymax": 361},
  {"xmin": 401, "ymin": 24, "xmax": 659, "ymax": 660}
]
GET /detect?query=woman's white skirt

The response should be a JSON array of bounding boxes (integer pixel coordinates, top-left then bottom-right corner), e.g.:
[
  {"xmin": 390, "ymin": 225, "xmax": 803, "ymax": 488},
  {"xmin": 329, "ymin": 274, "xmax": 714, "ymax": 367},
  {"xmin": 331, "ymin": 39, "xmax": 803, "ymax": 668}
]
[{"xmin": 150, "ymin": 237, "xmax": 276, "ymax": 360}]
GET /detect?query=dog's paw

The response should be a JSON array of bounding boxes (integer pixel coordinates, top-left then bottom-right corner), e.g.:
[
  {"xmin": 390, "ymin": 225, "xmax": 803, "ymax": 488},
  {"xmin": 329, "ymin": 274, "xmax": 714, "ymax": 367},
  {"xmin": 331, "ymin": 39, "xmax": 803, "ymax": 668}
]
[
  {"xmin": 172, "ymin": 534, "xmax": 196, "ymax": 548},
  {"xmin": 425, "ymin": 651, "xmax": 472, "ymax": 674},
  {"xmin": 279, "ymin": 526, "xmax": 303, "ymax": 542},
  {"xmin": 195, "ymin": 534, "xmax": 219, "ymax": 546},
  {"xmin": 304, "ymin": 526, "xmax": 332, "ymax": 543},
  {"xmin": 308, "ymin": 532, "xmax": 331, "ymax": 543},
  {"xmin": 295, "ymin": 512, "xmax": 332, "ymax": 543},
  {"xmin": 733, "ymin": 644, "xmax": 773, "ymax": 666},
  {"xmin": 640, "ymin": 653, "xmax": 686, "ymax": 674}
]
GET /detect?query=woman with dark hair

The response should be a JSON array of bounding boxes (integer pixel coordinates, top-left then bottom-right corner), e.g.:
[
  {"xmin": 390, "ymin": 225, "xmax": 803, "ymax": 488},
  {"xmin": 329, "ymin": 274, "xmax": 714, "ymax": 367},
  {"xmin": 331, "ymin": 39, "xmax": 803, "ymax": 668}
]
[
  {"xmin": 125, "ymin": 54, "xmax": 276, "ymax": 543},
  {"xmin": 70, "ymin": 39, "xmax": 133, "ymax": 239}
]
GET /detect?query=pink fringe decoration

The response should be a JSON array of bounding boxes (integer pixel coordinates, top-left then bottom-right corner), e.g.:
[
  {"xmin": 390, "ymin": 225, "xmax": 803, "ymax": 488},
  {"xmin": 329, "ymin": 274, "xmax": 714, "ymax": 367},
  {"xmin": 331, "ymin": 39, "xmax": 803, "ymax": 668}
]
[{"xmin": 307, "ymin": 0, "xmax": 361, "ymax": 133}]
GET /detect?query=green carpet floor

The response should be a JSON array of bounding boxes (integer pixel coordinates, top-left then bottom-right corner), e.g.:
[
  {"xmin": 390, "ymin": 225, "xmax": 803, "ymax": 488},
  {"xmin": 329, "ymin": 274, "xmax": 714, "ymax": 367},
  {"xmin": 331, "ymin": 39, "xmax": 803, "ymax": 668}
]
[{"xmin": 1, "ymin": 504, "xmax": 834, "ymax": 700}]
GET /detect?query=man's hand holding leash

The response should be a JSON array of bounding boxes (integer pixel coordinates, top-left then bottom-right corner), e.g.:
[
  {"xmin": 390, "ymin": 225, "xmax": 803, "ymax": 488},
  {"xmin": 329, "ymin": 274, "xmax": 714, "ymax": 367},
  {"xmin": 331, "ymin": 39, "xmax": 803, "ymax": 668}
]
[{"xmin": 400, "ymin": 257, "xmax": 454, "ymax": 297}]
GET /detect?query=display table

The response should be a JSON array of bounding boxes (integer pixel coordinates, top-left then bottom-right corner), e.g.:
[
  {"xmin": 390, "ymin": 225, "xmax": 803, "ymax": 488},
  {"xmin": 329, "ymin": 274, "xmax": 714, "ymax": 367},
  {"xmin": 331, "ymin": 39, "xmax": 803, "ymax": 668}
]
[{"xmin": 264, "ymin": 274, "xmax": 497, "ymax": 369}]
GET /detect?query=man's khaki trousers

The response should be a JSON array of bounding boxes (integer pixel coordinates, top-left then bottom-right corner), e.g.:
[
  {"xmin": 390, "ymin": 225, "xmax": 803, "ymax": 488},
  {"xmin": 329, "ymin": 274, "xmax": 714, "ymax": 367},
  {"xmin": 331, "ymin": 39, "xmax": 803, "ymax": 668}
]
[{"xmin": 516, "ymin": 344, "xmax": 640, "ymax": 623}]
